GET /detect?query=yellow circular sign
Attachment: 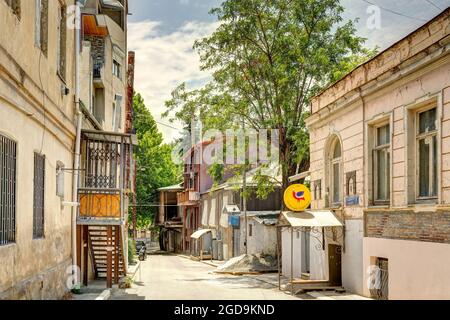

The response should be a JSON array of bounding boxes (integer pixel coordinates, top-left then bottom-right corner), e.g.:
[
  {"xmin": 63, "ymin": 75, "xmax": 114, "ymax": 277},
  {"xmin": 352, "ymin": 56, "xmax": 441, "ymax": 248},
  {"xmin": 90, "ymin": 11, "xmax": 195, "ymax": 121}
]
[{"xmin": 284, "ymin": 184, "xmax": 312, "ymax": 212}]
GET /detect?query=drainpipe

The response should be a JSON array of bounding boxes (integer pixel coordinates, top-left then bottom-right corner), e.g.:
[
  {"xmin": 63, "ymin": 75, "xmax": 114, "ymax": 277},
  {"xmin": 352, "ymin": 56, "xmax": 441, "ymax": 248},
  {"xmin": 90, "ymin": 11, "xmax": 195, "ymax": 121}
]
[{"xmin": 72, "ymin": 0, "xmax": 84, "ymax": 289}]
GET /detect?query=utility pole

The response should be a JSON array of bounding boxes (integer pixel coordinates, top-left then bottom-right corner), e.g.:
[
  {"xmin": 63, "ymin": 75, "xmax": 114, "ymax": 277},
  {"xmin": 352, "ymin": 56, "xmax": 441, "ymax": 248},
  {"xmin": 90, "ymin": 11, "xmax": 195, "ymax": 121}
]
[{"xmin": 242, "ymin": 118, "xmax": 248, "ymax": 255}]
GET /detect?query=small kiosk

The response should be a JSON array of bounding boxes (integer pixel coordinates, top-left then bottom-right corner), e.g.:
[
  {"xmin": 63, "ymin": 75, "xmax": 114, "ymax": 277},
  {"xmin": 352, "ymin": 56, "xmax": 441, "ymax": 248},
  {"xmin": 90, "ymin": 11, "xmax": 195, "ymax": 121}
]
[{"xmin": 277, "ymin": 184, "xmax": 344, "ymax": 295}]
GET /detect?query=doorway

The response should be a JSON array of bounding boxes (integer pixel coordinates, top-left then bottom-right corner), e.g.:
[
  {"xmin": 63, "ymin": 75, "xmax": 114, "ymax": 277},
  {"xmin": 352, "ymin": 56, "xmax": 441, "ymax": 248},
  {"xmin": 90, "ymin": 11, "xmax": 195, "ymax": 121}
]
[
  {"xmin": 328, "ymin": 244, "xmax": 342, "ymax": 286},
  {"xmin": 370, "ymin": 258, "xmax": 389, "ymax": 300}
]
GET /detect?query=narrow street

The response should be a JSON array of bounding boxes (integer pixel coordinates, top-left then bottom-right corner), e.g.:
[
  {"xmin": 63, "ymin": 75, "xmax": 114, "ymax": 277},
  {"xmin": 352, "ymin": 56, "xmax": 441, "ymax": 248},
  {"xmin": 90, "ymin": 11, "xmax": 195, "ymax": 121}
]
[{"xmin": 111, "ymin": 254, "xmax": 300, "ymax": 300}]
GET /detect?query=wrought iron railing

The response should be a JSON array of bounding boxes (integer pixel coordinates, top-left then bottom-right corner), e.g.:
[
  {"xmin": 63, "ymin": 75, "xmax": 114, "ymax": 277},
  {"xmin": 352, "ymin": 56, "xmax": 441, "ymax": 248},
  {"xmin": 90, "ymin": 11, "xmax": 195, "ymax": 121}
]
[{"xmin": 78, "ymin": 130, "xmax": 135, "ymax": 222}]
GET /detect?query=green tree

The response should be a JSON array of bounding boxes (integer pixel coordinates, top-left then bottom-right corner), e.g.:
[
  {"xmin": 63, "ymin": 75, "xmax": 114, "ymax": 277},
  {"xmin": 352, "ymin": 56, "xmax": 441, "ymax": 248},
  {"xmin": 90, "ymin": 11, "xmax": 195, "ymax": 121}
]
[
  {"xmin": 133, "ymin": 93, "xmax": 181, "ymax": 229},
  {"xmin": 165, "ymin": 0, "xmax": 375, "ymax": 201}
]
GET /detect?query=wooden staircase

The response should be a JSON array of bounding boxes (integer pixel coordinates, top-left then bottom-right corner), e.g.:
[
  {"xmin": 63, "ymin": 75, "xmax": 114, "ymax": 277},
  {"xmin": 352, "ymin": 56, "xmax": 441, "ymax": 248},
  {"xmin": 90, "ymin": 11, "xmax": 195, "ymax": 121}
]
[{"xmin": 87, "ymin": 226, "xmax": 127, "ymax": 283}]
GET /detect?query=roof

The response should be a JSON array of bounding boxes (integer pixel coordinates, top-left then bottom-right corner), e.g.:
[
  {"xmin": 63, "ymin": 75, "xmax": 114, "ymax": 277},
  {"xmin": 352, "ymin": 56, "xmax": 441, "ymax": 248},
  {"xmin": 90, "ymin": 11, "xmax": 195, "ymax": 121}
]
[
  {"xmin": 223, "ymin": 205, "xmax": 241, "ymax": 214},
  {"xmin": 252, "ymin": 214, "xmax": 279, "ymax": 226},
  {"xmin": 190, "ymin": 229, "xmax": 212, "ymax": 239},
  {"xmin": 282, "ymin": 211, "xmax": 343, "ymax": 228},
  {"xmin": 81, "ymin": 129, "xmax": 137, "ymax": 145},
  {"xmin": 311, "ymin": 7, "xmax": 450, "ymax": 114},
  {"xmin": 158, "ymin": 183, "xmax": 184, "ymax": 192},
  {"xmin": 100, "ymin": 0, "xmax": 124, "ymax": 10}
]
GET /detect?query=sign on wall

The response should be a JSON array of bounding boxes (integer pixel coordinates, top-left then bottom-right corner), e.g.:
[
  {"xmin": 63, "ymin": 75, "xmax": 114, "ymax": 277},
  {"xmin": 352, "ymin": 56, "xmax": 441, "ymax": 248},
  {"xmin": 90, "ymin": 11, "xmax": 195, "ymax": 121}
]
[{"xmin": 284, "ymin": 184, "xmax": 312, "ymax": 212}]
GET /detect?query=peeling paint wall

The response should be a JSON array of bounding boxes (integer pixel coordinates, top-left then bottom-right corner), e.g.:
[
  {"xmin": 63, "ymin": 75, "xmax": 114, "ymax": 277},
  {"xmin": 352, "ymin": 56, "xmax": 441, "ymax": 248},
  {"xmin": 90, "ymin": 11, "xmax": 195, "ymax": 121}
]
[{"xmin": 0, "ymin": 0, "xmax": 76, "ymax": 300}]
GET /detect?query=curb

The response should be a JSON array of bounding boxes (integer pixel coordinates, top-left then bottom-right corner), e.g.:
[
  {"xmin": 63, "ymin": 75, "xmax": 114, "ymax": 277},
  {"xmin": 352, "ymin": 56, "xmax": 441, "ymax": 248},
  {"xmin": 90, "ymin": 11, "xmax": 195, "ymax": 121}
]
[{"xmin": 95, "ymin": 289, "xmax": 111, "ymax": 300}]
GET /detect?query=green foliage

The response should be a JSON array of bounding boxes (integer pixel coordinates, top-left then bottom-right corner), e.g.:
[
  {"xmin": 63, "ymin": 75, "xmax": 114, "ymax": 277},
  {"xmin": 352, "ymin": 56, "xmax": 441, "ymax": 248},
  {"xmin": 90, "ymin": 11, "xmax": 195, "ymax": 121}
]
[
  {"xmin": 208, "ymin": 162, "xmax": 225, "ymax": 186},
  {"xmin": 133, "ymin": 93, "xmax": 181, "ymax": 229},
  {"xmin": 128, "ymin": 238, "xmax": 136, "ymax": 265},
  {"xmin": 164, "ymin": 0, "xmax": 375, "ymax": 199}
]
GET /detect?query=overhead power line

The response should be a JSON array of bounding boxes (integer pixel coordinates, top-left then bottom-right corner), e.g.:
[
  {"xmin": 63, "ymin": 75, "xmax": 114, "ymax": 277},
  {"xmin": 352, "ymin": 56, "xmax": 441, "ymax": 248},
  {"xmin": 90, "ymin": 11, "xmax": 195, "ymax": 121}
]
[
  {"xmin": 424, "ymin": 0, "xmax": 443, "ymax": 11},
  {"xmin": 361, "ymin": 0, "xmax": 428, "ymax": 22}
]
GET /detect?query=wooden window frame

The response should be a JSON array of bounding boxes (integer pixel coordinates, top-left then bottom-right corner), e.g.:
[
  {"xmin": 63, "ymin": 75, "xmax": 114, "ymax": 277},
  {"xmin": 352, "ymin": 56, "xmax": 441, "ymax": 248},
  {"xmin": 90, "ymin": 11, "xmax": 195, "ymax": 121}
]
[
  {"xmin": 33, "ymin": 152, "xmax": 45, "ymax": 239},
  {"xmin": 415, "ymin": 106, "xmax": 438, "ymax": 201},
  {"xmin": 329, "ymin": 138, "xmax": 342, "ymax": 208},
  {"xmin": 372, "ymin": 123, "xmax": 391, "ymax": 206}
]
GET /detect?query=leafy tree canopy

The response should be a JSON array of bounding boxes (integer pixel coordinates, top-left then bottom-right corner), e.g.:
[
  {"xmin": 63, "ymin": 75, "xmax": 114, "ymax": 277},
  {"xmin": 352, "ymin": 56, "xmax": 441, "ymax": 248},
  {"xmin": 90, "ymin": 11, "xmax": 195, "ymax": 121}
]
[
  {"xmin": 164, "ymin": 0, "xmax": 376, "ymax": 202},
  {"xmin": 133, "ymin": 93, "xmax": 181, "ymax": 229}
]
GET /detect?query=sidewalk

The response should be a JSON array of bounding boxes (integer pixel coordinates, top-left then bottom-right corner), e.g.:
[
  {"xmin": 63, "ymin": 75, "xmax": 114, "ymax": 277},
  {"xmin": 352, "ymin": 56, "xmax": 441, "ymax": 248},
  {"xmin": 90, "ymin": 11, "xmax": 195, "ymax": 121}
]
[
  {"xmin": 71, "ymin": 261, "xmax": 142, "ymax": 300},
  {"xmin": 182, "ymin": 255, "xmax": 371, "ymax": 301}
]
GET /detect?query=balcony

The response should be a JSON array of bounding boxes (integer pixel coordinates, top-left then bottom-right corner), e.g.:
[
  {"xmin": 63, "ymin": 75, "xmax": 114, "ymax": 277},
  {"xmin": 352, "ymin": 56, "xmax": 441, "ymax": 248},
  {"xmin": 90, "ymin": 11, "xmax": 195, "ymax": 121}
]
[
  {"xmin": 177, "ymin": 190, "xmax": 200, "ymax": 206},
  {"xmin": 77, "ymin": 130, "xmax": 136, "ymax": 225},
  {"xmin": 93, "ymin": 62, "xmax": 105, "ymax": 88}
]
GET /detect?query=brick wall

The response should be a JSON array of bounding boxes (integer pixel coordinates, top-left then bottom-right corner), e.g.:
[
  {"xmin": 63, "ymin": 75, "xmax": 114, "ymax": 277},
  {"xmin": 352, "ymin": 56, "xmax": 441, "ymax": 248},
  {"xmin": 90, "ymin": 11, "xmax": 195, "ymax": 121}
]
[{"xmin": 365, "ymin": 211, "xmax": 450, "ymax": 244}]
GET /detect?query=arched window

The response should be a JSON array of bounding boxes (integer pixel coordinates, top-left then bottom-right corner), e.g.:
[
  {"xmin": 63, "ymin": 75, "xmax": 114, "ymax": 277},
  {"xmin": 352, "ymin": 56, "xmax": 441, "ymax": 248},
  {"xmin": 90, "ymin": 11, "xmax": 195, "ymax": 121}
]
[{"xmin": 329, "ymin": 137, "xmax": 343, "ymax": 206}]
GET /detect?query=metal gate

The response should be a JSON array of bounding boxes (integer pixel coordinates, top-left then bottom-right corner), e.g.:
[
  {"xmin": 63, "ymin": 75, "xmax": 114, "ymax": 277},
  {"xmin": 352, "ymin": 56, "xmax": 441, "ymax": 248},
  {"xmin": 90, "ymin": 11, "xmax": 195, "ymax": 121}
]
[{"xmin": 370, "ymin": 258, "xmax": 389, "ymax": 300}]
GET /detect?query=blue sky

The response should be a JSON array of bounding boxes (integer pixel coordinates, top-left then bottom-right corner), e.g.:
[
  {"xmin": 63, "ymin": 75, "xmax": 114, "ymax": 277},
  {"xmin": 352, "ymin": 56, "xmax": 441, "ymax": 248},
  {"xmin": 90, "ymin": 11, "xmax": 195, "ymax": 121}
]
[{"xmin": 127, "ymin": 0, "xmax": 450, "ymax": 142}]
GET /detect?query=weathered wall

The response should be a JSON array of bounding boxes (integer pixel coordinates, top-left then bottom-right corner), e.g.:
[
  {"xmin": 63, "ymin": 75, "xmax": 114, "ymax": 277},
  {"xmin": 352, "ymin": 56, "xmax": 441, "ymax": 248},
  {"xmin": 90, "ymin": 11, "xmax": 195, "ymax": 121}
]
[
  {"xmin": 363, "ymin": 237, "xmax": 450, "ymax": 300},
  {"xmin": 307, "ymin": 9, "xmax": 450, "ymax": 298},
  {"xmin": 0, "ymin": 0, "xmax": 76, "ymax": 300}
]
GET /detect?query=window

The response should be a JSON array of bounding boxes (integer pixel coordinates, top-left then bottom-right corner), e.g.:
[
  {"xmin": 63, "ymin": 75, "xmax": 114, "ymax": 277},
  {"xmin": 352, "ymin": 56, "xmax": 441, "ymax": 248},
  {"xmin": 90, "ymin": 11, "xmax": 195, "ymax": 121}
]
[
  {"xmin": 314, "ymin": 180, "xmax": 322, "ymax": 200},
  {"xmin": 113, "ymin": 60, "xmax": 121, "ymax": 79},
  {"xmin": 4, "ymin": 0, "xmax": 21, "ymax": 19},
  {"xmin": 329, "ymin": 138, "xmax": 342, "ymax": 206},
  {"xmin": 33, "ymin": 153, "xmax": 45, "ymax": 239},
  {"xmin": 346, "ymin": 171, "xmax": 357, "ymax": 196},
  {"xmin": 115, "ymin": 95, "xmax": 123, "ymax": 130},
  {"xmin": 417, "ymin": 108, "xmax": 438, "ymax": 199},
  {"xmin": 0, "ymin": 134, "xmax": 16, "ymax": 246},
  {"xmin": 35, "ymin": 0, "xmax": 48, "ymax": 55},
  {"xmin": 112, "ymin": 102, "xmax": 116, "ymax": 130},
  {"xmin": 57, "ymin": 4, "xmax": 67, "ymax": 79},
  {"xmin": 249, "ymin": 224, "xmax": 253, "ymax": 237},
  {"xmin": 373, "ymin": 124, "xmax": 390, "ymax": 204}
]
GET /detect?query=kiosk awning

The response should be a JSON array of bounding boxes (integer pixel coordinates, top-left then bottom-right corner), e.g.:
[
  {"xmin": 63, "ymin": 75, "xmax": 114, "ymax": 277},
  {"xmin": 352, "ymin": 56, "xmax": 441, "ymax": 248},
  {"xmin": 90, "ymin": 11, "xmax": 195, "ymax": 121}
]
[
  {"xmin": 190, "ymin": 229, "xmax": 212, "ymax": 239},
  {"xmin": 282, "ymin": 211, "xmax": 343, "ymax": 228}
]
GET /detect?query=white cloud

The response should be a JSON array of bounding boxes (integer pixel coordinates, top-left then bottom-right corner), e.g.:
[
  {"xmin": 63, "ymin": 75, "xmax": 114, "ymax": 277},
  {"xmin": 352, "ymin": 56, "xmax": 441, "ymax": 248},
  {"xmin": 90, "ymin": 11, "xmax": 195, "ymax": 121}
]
[{"xmin": 128, "ymin": 20, "xmax": 220, "ymax": 142}]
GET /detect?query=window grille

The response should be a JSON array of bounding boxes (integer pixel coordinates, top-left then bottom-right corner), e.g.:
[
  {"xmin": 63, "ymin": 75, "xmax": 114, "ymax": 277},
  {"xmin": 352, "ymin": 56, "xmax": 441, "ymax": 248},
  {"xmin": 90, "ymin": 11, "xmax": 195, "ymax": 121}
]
[{"xmin": 0, "ymin": 134, "xmax": 16, "ymax": 246}]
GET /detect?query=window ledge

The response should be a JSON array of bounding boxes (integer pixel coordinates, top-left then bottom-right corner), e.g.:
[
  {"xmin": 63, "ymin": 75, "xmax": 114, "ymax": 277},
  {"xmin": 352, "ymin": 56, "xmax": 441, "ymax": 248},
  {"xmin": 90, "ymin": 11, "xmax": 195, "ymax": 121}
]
[{"xmin": 0, "ymin": 243, "xmax": 17, "ymax": 250}]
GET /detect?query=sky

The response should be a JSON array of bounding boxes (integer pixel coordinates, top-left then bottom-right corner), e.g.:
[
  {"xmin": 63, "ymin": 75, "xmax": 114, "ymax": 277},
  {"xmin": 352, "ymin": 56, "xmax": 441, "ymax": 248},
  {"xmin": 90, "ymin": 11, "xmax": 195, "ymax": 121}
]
[{"xmin": 127, "ymin": 0, "xmax": 450, "ymax": 143}]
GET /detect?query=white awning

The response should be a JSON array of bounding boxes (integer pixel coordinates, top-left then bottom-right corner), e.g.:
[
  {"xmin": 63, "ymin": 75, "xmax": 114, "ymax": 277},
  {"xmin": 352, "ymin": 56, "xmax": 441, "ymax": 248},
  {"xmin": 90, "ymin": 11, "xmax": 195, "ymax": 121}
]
[
  {"xmin": 282, "ymin": 211, "xmax": 343, "ymax": 228},
  {"xmin": 190, "ymin": 229, "xmax": 212, "ymax": 239}
]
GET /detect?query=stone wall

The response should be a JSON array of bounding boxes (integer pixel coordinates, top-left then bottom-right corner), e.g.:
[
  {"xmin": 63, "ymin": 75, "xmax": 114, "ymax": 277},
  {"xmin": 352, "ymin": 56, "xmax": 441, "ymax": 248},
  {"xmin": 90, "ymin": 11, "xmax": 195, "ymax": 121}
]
[{"xmin": 365, "ymin": 210, "xmax": 450, "ymax": 244}]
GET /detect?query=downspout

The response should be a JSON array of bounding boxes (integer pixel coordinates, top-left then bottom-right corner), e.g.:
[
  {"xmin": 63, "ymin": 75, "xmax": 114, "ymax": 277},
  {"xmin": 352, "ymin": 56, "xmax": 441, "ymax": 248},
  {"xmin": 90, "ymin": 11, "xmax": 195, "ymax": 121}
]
[{"xmin": 72, "ymin": 0, "xmax": 83, "ymax": 288}]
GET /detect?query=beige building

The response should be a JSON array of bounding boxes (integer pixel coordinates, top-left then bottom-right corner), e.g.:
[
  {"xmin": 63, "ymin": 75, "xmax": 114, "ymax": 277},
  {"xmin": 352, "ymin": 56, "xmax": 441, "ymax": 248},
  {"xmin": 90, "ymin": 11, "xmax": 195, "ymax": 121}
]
[
  {"xmin": 0, "ymin": 0, "xmax": 132, "ymax": 299},
  {"xmin": 306, "ymin": 9, "xmax": 450, "ymax": 299},
  {"xmin": 0, "ymin": 0, "xmax": 77, "ymax": 299}
]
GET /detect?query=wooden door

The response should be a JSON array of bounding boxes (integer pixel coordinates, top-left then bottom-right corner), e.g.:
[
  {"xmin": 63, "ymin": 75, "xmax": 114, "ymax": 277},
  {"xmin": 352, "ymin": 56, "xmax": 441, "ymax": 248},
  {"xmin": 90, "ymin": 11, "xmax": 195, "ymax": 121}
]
[{"xmin": 328, "ymin": 244, "xmax": 342, "ymax": 286}]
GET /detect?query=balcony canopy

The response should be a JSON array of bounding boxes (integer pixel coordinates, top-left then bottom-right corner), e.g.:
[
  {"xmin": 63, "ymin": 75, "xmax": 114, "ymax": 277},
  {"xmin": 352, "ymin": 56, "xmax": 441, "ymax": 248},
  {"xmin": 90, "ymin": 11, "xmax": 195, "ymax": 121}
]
[
  {"xmin": 100, "ymin": 0, "xmax": 124, "ymax": 10},
  {"xmin": 81, "ymin": 129, "xmax": 137, "ymax": 146},
  {"xmin": 190, "ymin": 229, "xmax": 212, "ymax": 239},
  {"xmin": 282, "ymin": 211, "xmax": 343, "ymax": 228}
]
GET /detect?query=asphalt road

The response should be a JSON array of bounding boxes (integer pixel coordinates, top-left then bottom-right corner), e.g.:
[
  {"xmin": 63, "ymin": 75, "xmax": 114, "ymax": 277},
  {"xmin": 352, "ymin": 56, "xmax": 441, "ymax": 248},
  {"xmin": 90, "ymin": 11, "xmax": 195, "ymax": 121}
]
[{"xmin": 111, "ymin": 254, "xmax": 300, "ymax": 300}]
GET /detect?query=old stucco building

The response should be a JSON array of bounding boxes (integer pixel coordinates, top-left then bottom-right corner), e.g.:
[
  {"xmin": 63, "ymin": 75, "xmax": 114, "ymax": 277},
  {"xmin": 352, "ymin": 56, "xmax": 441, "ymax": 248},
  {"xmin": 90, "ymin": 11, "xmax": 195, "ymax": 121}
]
[
  {"xmin": 0, "ymin": 0, "xmax": 77, "ymax": 299},
  {"xmin": 306, "ymin": 8, "xmax": 450, "ymax": 299},
  {"xmin": 0, "ymin": 0, "xmax": 132, "ymax": 299}
]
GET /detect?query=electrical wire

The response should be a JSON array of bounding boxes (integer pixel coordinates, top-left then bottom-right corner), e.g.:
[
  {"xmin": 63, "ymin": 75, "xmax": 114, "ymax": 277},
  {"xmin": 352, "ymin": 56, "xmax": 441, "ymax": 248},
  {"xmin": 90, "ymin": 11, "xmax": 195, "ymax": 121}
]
[
  {"xmin": 361, "ymin": 0, "xmax": 428, "ymax": 22},
  {"xmin": 424, "ymin": 0, "xmax": 443, "ymax": 11}
]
